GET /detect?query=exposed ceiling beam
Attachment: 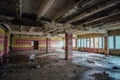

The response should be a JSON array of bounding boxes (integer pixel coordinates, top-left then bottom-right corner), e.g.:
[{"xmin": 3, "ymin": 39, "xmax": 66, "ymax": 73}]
[
  {"xmin": 58, "ymin": 0, "xmax": 105, "ymax": 23},
  {"xmin": 11, "ymin": 31, "xmax": 43, "ymax": 36},
  {"xmin": 99, "ymin": 21, "xmax": 120, "ymax": 29},
  {"xmin": 51, "ymin": 29, "xmax": 63, "ymax": 34},
  {"xmin": 53, "ymin": 0, "xmax": 86, "ymax": 20},
  {"xmin": 83, "ymin": 11, "xmax": 120, "ymax": 25},
  {"xmin": 43, "ymin": 28, "xmax": 57, "ymax": 35},
  {"xmin": 62, "ymin": 0, "xmax": 97, "ymax": 18},
  {"xmin": 3, "ymin": 24, "xmax": 12, "ymax": 31},
  {"xmin": 37, "ymin": 0, "xmax": 55, "ymax": 20},
  {"xmin": 20, "ymin": 26, "xmax": 24, "ymax": 32},
  {"xmin": 29, "ymin": 27, "xmax": 35, "ymax": 32},
  {"xmin": 68, "ymin": 0, "xmax": 120, "ymax": 23},
  {"xmin": 11, "ymin": 18, "xmax": 44, "ymax": 27},
  {"xmin": 42, "ymin": 27, "xmax": 50, "ymax": 32}
]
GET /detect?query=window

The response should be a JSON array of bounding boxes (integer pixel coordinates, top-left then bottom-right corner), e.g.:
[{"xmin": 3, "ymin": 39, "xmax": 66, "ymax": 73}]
[
  {"xmin": 98, "ymin": 37, "xmax": 102, "ymax": 48},
  {"xmin": 115, "ymin": 36, "xmax": 120, "ymax": 49},
  {"xmin": 31, "ymin": 41, "xmax": 34, "ymax": 46},
  {"xmin": 102, "ymin": 37, "xmax": 104, "ymax": 48},
  {"xmin": 81, "ymin": 38, "xmax": 84, "ymax": 47},
  {"xmin": 57, "ymin": 41, "xmax": 64, "ymax": 48},
  {"xmin": 108, "ymin": 36, "xmax": 114, "ymax": 49},
  {"xmin": 86, "ymin": 38, "xmax": 90, "ymax": 48},
  {"xmin": 61, "ymin": 41, "xmax": 64, "ymax": 47},
  {"xmin": 73, "ymin": 39, "xmax": 76, "ymax": 47},
  {"xmin": 77, "ymin": 39, "xmax": 81, "ymax": 47},
  {"xmin": 84, "ymin": 38, "xmax": 87, "ymax": 47},
  {"xmin": 90, "ymin": 38, "xmax": 94, "ymax": 48},
  {"xmin": 95, "ymin": 37, "xmax": 99, "ymax": 48}
]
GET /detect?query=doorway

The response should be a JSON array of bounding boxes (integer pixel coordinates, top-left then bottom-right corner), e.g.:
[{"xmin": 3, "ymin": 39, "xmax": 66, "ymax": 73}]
[{"xmin": 33, "ymin": 41, "xmax": 39, "ymax": 50}]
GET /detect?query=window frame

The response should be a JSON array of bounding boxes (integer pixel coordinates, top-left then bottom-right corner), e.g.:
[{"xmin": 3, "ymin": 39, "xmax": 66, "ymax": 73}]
[
  {"xmin": 115, "ymin": 36, "xmax": 120, "ymax": 49},
  {"xmin": 108, "ymin": 36, "xmax": 114, "ymax": 49}
]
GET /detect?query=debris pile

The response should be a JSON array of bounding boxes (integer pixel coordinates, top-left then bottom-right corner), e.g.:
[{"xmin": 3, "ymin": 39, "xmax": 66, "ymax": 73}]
[
  {"xmin": 91, "ymin": 72, "xmax": 113, "ymax": 80},
  {"xmin": 1, "ymin": 58, "xmax": 89, "ymax": 80}
]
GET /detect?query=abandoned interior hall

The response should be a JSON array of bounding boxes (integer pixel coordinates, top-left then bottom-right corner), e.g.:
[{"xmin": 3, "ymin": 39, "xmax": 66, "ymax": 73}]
[{"xmin": 0, "ymin": 0, "xmax": 120, "ymax": 80}]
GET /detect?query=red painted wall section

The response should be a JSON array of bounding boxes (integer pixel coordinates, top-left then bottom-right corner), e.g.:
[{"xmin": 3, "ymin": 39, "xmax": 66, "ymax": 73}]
[
  {"xmin": 38, "ymin": 38, "xmax": 46, "ymax": 51},
  {"xmin": 12, "ymin": 37, "xmax": 33, "ymax": 51},
  {"xmin": 12, "ymin": 35, "xmax": 64, "ymax": 52},
  {"xmin": 12, "ymin": 35, "xmax": 47, "ymax": 51},
  {"xmin": 84, "ymin": 48, "xmax": 98, "ymax": 53}
]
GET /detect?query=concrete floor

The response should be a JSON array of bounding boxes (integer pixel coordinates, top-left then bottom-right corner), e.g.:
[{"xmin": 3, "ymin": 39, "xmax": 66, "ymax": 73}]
[
  {"xmin": 1, "ymin": 49, "xmax": 120, "ymax": 80},
  {"xmin": 54, "ymin": 49, "xmax": 120, "ymax": 80},
  {"xmin": 72, "ymin": 51, "xmax": 120, "ymax": 80},
  {"xmin": 37, "ymin": 49, "xmax": 120, "ymax": 80}
]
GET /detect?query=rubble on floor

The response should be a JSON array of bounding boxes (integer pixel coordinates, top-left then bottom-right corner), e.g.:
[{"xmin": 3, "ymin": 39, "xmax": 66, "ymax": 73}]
[
  {"xmin": 1, "ymin": 50, "xmax": 120, "ymax": 80},
  {"xmin": 73, "ymin": 51, "xmax": 120, "ymax": 80},
  {"xmin": 0, "ymin": 59, "xmax": 89, "ymax": 80},
  {"xmin": 91, "ymin": 72, "xmax": 113, "ymax": 80}
]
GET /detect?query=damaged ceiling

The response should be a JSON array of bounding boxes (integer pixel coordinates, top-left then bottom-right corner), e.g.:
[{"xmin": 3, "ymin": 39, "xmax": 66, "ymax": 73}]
[{"xmin": 0, "ymin": 0, "xmax": 120, "ymax": 36}]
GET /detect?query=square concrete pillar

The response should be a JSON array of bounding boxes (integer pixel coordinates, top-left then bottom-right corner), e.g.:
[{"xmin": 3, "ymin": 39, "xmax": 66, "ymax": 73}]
[
  {"xmin": 4, "ymin": 36, "xmax": 9, "ymax": 54},
  {"xmin": 46, "ymin": 38, "xmax": 51, "ymax": 53},
  {"xmin": 65, "ymin": 33, "xmax": 73, "ymax": 60},
  {"xmin": 104, "ymin": 35, "xmax": 109, "ymax": 55}
]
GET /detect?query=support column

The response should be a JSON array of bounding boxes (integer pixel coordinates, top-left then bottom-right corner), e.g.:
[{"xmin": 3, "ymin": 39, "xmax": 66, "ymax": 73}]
[
  {"xmin": 93, "ymin": 37, "xmax": 95, "ymax": 48},
  {"xmin": 65, "ymin": 33, "xmax": 73, "ymax": 60},
  {"xmin": 10, "ymin": 34, "xmax": 13, "ymax": 51},
  {"xmin": 104, "ymin": 33, "xmax": 109, "ymax": 55},
  {"xmin": 46, "ymin": 38, "xmax": 51, "ymax": 53},
  {"xmin": 3, "ymin": 35, "xmax": 10, "ymax": 64},
  {"xmin": 75, "ymin": 38, "xmax": 77, "ymax": 50},
  {"xmin": 4, "ymin": 35, "xmax": 9, "ymax": 54}
]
